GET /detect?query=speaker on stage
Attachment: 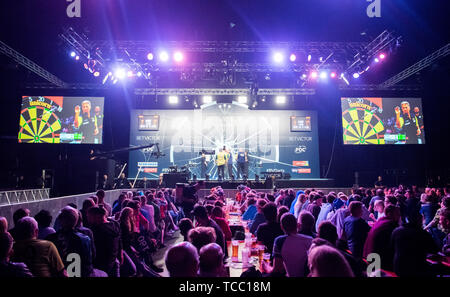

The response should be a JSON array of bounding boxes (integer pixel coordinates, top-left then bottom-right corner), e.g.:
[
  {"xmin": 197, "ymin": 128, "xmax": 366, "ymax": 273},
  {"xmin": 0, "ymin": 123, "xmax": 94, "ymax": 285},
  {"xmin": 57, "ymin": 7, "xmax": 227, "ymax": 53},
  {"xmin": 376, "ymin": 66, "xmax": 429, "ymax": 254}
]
[{"xmin": 163, "ymin": 173, "xmax": 188, "ymax": 188}]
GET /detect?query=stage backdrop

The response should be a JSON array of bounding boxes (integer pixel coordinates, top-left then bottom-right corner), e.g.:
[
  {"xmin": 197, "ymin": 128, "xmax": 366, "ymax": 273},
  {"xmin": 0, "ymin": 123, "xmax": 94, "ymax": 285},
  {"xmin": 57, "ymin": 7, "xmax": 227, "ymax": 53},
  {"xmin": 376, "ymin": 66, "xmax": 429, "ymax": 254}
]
[{"xmin": 128, "ymin": 103, "xmax": 319, "ymax": 180}]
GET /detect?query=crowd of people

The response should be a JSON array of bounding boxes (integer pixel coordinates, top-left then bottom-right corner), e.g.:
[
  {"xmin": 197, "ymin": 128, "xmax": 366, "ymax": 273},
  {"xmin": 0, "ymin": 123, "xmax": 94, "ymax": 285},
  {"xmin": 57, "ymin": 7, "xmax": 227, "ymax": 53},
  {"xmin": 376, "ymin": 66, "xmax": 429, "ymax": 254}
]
[{"xmin": 1, "ymin": 184, "xmax": 449, "ymax": 277}]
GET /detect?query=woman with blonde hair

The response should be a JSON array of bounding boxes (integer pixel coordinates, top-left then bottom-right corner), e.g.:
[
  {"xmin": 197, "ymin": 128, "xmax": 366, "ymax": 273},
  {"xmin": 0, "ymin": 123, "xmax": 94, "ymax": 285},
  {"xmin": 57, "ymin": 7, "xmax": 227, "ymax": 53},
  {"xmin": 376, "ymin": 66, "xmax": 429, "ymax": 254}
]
[{"xmin": 308, "ymin": 244, "xmax": 354, "ymax": 277}]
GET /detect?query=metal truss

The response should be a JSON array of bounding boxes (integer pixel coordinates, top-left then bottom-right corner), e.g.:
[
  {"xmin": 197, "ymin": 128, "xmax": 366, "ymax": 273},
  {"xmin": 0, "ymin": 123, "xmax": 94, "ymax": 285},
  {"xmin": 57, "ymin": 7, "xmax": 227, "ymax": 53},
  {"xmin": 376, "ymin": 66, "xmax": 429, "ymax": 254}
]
[
  {"xmin": 0, "ymin": 40, "xmax": 67, "ymax": 88},
  {"xmin": 134, "ymin": 88, "xmax": 315, "ymax": 96},
  {"xmin": 59, "ymin": 27, "xmax": 105, "ymax": 66},
  {"xmin": 0, "ymin": 188, "xmax": 50, "ymax": 205},
  {"xmin": 339, "ymin": 84, "xmax": 422, "ymax": 91},
  {"xmin": 380, "ymin": 43, "xmax": 450, "ymax": 88}
]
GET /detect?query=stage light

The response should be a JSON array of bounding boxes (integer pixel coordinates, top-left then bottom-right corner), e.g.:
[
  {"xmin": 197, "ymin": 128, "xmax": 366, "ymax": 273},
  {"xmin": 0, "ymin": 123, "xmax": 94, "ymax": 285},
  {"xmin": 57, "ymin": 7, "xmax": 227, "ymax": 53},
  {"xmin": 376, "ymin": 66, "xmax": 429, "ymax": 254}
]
[
  {"xmin": 261, "ymin": 96, "xmax": 266, "ymax": 102},
  {"xmin": 173, "ymin": 51, "xmax": 183, "ymax": 62},
  {"xmin": 159, "ymin": 51, "xmax": 169, "ymax": 62},
  {"xmin": 374, "ymin": 57, "xmax": 380, "ymax": 63},
  {"xmin": 319, "ymin": 71, "xmax": 328, "ymax": 79},
  {"xmin": 273, "ymin": 52, "xmax": 284, "ymax": 63},
  {"xmin": 127, "ymin": 70, "xmax": 134, "ymax": 78},
  {"xmin": 147, "ymin": 53, "xmax": 154, "ymax": 61},
  {"xmin": 137, "ymin": 71, "xmax": 142, "ymax": 77},
  {"xmin": 112, "ymin": 78, "xmax": 118, "ymax": 84},
  {"xmin": 275, "ymin": 96, "xmax": 286, "ymax": 104},
  {"xmin": 70, "ymin": 51, "xmax": 76, "ymax": 58},
  {"xmin": 301, "ymin": 74, "xmax": 307, "ymax": 79},
  {"xmin": 237, "ymin": 96, "xmax": 248, "ymax": 104},
  {"xmin": 289, "ymin": 53, "xmax": 296, "ymax": 62},
  {"xmin": 168, "ymin": 96, "xmax": 179, "ymax": 104},
  {"xmin": 379, "ymin": 53, "xmax": 386, "ymax": 60},
  {"xmin": 202, "ymin": 96, "xmax": 213, "ymax": 104},
  {"xmin": 93, "ymin": 71, "xmax": 100, "ymax": 77},
  {"xmin": 330, "ymin": 72, "xmax": 337, "ymax": 78},
  {"xmin": 307, "ymin": 54, "xmax": 312, "ymax": 62},
  {"xmin": 341, "ymin": 73, "xmax": 350, "ymax": 85},
  {"xmin": 115, "ymin": 68, "xmax": 126, "ymax": 79},
  {"xmin": 353, "ymin": 73, "xmax": 360, "ymax": 79},
  {"xmin": 75, "ymin": 56, "xmax": 80, "ymax": 61},
  {"xmin": 310, "ymin": 71, "xmax": 318, "ymax": 79}
]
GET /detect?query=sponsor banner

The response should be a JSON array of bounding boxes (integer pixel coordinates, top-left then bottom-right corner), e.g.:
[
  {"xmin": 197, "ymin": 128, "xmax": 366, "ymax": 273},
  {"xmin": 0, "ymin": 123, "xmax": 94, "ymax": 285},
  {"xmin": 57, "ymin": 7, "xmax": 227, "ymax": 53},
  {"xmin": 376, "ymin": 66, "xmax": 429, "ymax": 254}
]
[
  {"xmin": 297, "ymin": 168, "xmax": 311, "ymax": 174},
  {"xmin": 294, "ymin": 145, "xmax": 307, "ymax": 154},
  {"xmin": 138, "ymin": 162, "xmax": 158, "ymax": 167},
  {"xmin": 143, "ymin": 168, "xmax": 158, "ymax": 173},
  {"xmin": 293, "ymin": 161, "xmax": 309, "ymax": 167},
  {"xmin": 288, "ymin": 136, "xmax": 313, "ymax": 142}
]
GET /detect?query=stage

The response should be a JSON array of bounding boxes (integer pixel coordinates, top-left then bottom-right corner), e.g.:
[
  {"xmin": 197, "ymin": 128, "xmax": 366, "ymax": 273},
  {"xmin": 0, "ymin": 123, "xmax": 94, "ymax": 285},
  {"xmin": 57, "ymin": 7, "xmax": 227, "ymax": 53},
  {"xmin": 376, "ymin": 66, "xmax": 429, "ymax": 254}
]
[{"xmin": 134, "ymin": 177, "xmax": 335, "ymax": 189}]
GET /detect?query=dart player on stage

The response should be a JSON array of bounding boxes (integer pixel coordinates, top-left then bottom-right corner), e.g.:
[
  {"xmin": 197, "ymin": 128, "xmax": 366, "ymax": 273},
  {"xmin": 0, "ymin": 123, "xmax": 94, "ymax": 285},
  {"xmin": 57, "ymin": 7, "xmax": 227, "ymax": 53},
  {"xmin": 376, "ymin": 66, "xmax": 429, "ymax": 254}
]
[
  {"xmin": 73, "ymin": 100, "xmax": 99, "ymax": 143},
  {"xmin": 200, "ymin": 152, "xmax": 208, "ymax": 178},
  {"xmin": 225, "ymin": 146, "xmax": 234, "ymax": 180},
  {"xmin": 236, "ymin": 148, "xmax": 247, "ymax": 179},
  {"xmin": 215, "ymin": 148, "xmax": 228, "ymax": 181}
]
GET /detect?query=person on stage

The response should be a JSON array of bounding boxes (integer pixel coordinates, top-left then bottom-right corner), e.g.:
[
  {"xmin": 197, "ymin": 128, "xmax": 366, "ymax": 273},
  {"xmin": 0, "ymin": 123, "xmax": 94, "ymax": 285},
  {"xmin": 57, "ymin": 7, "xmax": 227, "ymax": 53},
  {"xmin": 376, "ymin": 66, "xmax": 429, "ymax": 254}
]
[
  {"xmin": 225, "ymin": 146, "xmax": 233, "ymax": 180},
  {"xmin": 215, "ymin": 148, "xmax": 228, "ymax": 181},
  {"xmin": 115, "ymin": 172, "xmax": 132, "ymax": 189},
  {"xmin": 73, "ymin": 100, "xmax": 99, "ymax": 143},
  {"xmin": 98, "ymin": 174, "xmax": 112, "ymax": 190},
  {"xmin": 200, "ymin": 152, "xmax": 208, "ymax": 179},
  {"xmin": 236, "ymin": 148, "xmax": 247, "ymax": 179},
  {"xmin": 413, "ymin": 106, "xmax": 425, "ymax": 144},
  {"xmin": 395, "ymin": 101, "xmax": 421, "ymax": 144}
]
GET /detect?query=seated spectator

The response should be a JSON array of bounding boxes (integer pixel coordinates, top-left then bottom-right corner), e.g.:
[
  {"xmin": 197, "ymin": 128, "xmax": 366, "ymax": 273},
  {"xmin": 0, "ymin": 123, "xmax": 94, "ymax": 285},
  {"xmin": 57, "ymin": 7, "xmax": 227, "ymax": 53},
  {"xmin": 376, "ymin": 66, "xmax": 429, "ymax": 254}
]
[
  {"xmin": 0, "ymin": 217, "xmax": 8, "ymax": 233},
  {"xmin": 298, "ymin": 210, "xmax": 317, "ymax": 238},
  {"xmin": 315, "ymin": 194, "xmax": 335, "ymax": 232},
  {"xmin": 317, "ymin": 221, "xmax": 338, "ymax": 246},
  {"xmin": 211, "ymin": 207, "xmax": 232, "ymax": 241},
  {"xmin": 34, "ymin": 210, "xmax": 55, "ymax": 240},
  {"xmin": 262, "ymin": 213, "xmax": 312, "ymax": 277},
  {"xmin": 440, "ymin": 209, "xmax": 450, "ymax": 255},
  {"xmin": 306, "ymin": 194, "xmax": 322, "ymax": 222},
  {"xmin": 369, "ymin": 189, "xmax": 385, "ymax": 213},
  {"xmin": 47, "ymin": 206, "xmax": 106, "ymax": 277},
  {"xmin": 140, "ymin": 195, "xmax": 157, "ymax": 233},
  {"xmin": 277, "ymin": 206, "xmax": 289, "ymax": 224},
  {"xmin": 81, "ymin": 198, "xmax": 96, "ymax": 227},
  {"xmin": 11, "ymin": 217, "xmax": 66, "ymax": 277},
  {"xmin": 188, "ymin": 227, "xmax": 216, "ymax": 252},
  {"xmin": 289, "ymin": 190, "xmax": 304, "ymax": 215},
  {"xmin": 165, "ymin": 242, "xmax": 199, "ymax": 277},
  {"xmin": 242, "ymin": 196, "xmax": 257, "ymax": 221},
  {"xmin": 8, "ymin": 208, "xmax": 30, "ymax": 240},
  {"xmin": 178, "ymin": 218, "xmax": 194, "ymax": 241},
  {"xmin": 96, "ymin": 190, "xmax": 112, "ymax": 216},
  {"xmin": 293, "ymin": 194, "xmax": 307, "ymax": 219},
  {"xmin": 420, "ymin": 194, "xmax": 439, "ymax": 228},
  {"xmin": 0, "ymin": 231, "xmax": 33, "ymax": 277},
  {"xmin": 87, "ymin": 206, "xmax": 122, "ymax": 277},
  {"xmin": 370, "ymin": 200, "xmax": 386, "ymax": 221},
  {"xmin": 308, "ymin": 244, "xmax": 354, "ymax": 277},
  {"xmin": 256, "ymin": 203, "xmax": 283, "ymax": 253},
  {"xmin": 363, "ymin": 205, "xmax": 401, "ymax": 270},
  {"xmin": 199, "ymin": 243, "xmax": 226, "ymax": 277},
  {"xmin": 249, "ymin": 199, "xmax": 267, "ymax": 235},
  {"xmin": 192, "ymin": 206, "xmax": 226, "ymax": 254},
  {"xmin": 342, "ymin": 201, "xmax": 370, "ymax": 259},
  {"xmin": 391, "ymin": 213, "xmax": 438, "ymax": 276},
  {"xmin": 112, "ymin": 193, "xmax": 127, "ymax": 215}
]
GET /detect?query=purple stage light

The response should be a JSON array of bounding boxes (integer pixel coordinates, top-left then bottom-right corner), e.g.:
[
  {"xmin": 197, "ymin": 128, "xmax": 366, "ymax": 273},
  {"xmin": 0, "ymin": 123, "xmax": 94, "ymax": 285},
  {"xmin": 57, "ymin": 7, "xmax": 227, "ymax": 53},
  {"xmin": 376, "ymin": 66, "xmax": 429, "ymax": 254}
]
[
  {"xmin": 147, "ymin": 53, "xmax": 154, "ymax": 61},
  {"xmin": 353, "ymin": 73, "xmax": 360, "ymax": 79},
  {"xmin": 289, "ymin": 54, "xmax": 296, "ymax": 62},
  {"xmin": 310, "ymin": 71, "xmax": 318, "ymax": 79},
  {"xmin": 174, "ymin": 51, "xmax": 184, "ymax": 62},
  {"xmin": 159, "ymin": 51, "xmax": 169, "ymax": 62},
  {"xmin": 273, "ymin": 52, "xmax": 284, "ymax": 63},
  {"xmin": 379, "ymin": 53, "xmax": 386, "ymax": 60}
]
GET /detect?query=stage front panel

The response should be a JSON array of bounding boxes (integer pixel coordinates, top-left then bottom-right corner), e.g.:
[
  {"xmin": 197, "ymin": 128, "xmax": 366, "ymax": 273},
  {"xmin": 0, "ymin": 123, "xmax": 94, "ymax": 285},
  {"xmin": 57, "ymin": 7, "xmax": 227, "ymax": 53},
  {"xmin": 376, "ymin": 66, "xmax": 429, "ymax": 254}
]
[{"xmin": 129, "ymin": 105, "xmax": 320, "ymax": 180}]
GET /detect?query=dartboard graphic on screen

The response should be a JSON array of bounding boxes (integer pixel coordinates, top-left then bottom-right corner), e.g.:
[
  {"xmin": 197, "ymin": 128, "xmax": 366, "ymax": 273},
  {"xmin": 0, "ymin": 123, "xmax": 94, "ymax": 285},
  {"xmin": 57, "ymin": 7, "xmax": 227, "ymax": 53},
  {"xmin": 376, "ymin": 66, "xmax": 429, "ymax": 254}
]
[
  {"xmin": 19, "ymin": 96, "xmax": 62, "ymax": 143},
  {"xmin": 18, "ymin": 96, "xmax": 105, "ymax": 144},
  {"xmin": 341, "ymin": 97, "xmax": 426, "ymax": 145}
]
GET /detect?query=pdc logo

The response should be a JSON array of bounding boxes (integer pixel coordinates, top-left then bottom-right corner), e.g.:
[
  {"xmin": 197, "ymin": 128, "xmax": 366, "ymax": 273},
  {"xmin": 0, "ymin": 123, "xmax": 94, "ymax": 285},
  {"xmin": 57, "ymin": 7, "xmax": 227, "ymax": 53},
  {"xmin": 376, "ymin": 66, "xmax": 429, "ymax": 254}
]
[{"xmin": 295, "ymin": 146, "xmax": 307, "ymax": 154}]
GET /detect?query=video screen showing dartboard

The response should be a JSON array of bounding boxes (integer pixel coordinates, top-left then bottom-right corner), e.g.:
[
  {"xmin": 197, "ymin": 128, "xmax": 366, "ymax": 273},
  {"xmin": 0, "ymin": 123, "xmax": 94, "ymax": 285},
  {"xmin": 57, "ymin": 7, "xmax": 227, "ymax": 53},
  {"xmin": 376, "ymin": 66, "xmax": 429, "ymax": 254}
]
[
  {"xmin": 18, "ymin": 96, "xmax": 105, "ymax": 144},
  {"xmin": 341, "ymin": 97, "xmax": 425, "ymax": 145}
]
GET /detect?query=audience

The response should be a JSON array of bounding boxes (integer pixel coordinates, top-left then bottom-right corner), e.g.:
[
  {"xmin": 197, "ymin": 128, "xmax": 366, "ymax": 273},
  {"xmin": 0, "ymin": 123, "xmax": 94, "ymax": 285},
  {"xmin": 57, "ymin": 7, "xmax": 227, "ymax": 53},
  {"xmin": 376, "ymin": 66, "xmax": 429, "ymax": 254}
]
[{"xmin": 1, "ymin": 182, "xmax": 449, "ymax": 278}]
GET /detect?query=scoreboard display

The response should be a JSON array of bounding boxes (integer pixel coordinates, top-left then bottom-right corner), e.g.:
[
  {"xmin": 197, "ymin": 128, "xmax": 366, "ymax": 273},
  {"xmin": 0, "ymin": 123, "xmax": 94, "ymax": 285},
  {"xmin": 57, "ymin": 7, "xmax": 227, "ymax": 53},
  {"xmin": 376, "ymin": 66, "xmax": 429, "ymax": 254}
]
[{"xmin": 290, "ymin": 116, "xmax": 312, "ymax": 132}]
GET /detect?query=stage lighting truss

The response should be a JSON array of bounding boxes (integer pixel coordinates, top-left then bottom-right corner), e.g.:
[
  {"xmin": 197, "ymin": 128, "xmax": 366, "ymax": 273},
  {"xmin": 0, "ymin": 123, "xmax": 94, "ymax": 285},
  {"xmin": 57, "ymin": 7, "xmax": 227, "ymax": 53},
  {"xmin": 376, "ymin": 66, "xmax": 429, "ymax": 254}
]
[{"xmin": 60, "ymin": 28, "xmax": 402, "ymax": 87}]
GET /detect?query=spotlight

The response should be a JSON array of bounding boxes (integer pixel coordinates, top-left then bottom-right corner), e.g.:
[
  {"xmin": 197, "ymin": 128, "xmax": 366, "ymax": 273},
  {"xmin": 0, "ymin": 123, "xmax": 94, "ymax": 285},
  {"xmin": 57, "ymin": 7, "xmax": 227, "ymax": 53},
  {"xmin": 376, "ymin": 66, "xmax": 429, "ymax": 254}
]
[
  {"xmin": 159, "ymin": 51, "xmax": 169, "ymax": 62},
  {"xmin": 173, "ymin": 51, "xmax": 184, "ymax": 62},
  {"xmin": 310, "ymin": 71, "xmax": 318, "ymax": 79},
  {"xmin": 75, "ymin": 56, "xmax": 80, "ymax": 61},
  {"xmin": 202, "ymin": 96, "xmax": 213, "ymax": 104},
  {"xmin": 275, "ymin": 96, "xmax": 286, "ymax": 104},
  {"xmin": 330, "ymin": 72, "xmax": 337, "ymax": 78},
  {"xmin": 237, "ymin": 96, "xmax": 248, "ymax": 104},
  {"xmin": 374, "ymin": 58, "xmax": 380, "ymax": 63},
  {"xmin": 319, "ymin": 71, "xmax": 328, "ymax": 79},
  {"xmin": 137, "ymin": 71, "xmax": 142, "ymax": 77},
  {"xmin": 127, "ymin": 70, "xmax": 134, "ymax": 78},
  {"xmin": 70, "ymin": 51, "xmax": 76, "ymax": 58},
  {"xmin": 168, "ymin": 96, "xmax": 179, "ymax": 104},
  {"xmin": 353, "ymin": 73, "xmax": 360, "ymax": 79},
  {"xmin": 301, "ymin": 74, "xmax": 307, "ymax": 79},
  {"xmin": 273, "ymin": 52, "xmax": 284, "ymax": 63},
  {"xmin": 228, "ymin": 105, "xmax": 231, "ymax": 109},
  {"xmin": 307, "ymin": 54, "xmax": 312, "ymax": 62},
  {"xmin": 379, "ymin": 53, "xmax": 386, "ymax": 60},
  {"xmin": 261, "ymin": 96, "xmax": 266, "ymax": 102},
  {"xmin": 289, "ymin": 54, "xmax": 297, "ymax": 62},
  {"xmin": 147, "ymin": 53, "xmax": 154, "ymax": 61},
  {"xmin": 93, "ymin": 71, "xmax": 100, "ymax": 77},
  {"xmin": 112, "ymin": 78, "xmax": 118, "ymax": 84},
  {"xmin": 115, "ymin": 68, "xmax": 126, "ymax": 79}
]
